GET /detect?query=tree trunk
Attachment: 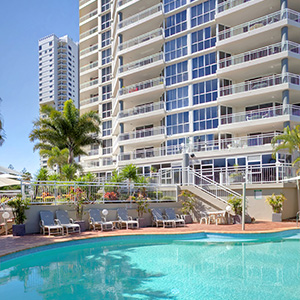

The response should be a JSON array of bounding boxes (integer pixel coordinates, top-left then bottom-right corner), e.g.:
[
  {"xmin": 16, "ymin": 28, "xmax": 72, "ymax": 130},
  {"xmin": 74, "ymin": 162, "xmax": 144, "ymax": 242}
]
[{"xmin": 68, "ymin": 149, "xmax": 74, "ymax": 164}]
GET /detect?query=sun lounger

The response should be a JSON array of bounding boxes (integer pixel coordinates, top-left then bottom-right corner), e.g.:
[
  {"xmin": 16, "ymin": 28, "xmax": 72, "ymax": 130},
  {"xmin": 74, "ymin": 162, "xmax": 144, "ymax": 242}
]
[
  {"xmin": 39, "ymin": 210, "xmax": 63, "ymax": 236},
  {"xmin": 151, "ymin": 208, "xmax": 175, "ymax": 228},
  {"xmin": 89, "ymin": 208, "xmax": 114, "ymax": 231},
  {"xmin": 117, "ymin": 208, "xmax": 139, "ymax": 230},
  {"xmin": 164, "ymin": 208, "xmax": 185, "ymax": 227},
  {"xmin": 56, "ymin": 210, "xmax": 80, "ymax": 235}
]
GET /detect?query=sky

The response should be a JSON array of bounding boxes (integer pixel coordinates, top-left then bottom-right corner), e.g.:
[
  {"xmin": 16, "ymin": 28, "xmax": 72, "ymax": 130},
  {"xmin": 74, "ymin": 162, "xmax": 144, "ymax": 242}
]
[{"xmin": 0, "ymin": 0, "xmax": 79, "ymax": 175}]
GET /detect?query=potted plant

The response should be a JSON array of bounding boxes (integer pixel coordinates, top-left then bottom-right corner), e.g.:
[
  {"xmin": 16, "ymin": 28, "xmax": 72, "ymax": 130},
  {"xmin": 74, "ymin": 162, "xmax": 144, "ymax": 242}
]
[
  {"xmin": 7, "ymin": 194, "xmax": 29, "ymax": 236},
  {"xmin": 135, "ymin": 195, "xmax": 150, "ymax": 227},
  {"xmin": 228, "ymin": 195, "xmax": 242, "ymax": 224},
  {"xmin": 229, "ymin": 164, "xmax": 243, "ymax": 183},
  {"xmin": 179, "ymin": 190, "xmax": 195, "ymax": 223},
  {"xmin": 265, "ymin": 193, "xmax": 286, "ymax": 222}
]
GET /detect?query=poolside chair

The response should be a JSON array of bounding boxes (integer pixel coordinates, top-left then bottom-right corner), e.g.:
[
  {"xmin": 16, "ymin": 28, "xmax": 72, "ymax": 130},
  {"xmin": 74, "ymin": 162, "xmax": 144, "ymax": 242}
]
[
  {"xmin": 117, "ymin": 208, "xmax": 139, "ymax": 230},
  {"xmin": 89, "ymin": 208, "xmax": 114, "ymax": 231},
  {"xmin": 56, "ymin": 210, "xmax": 80, "ymax": 235},
  {"xmin": 164, "ymin": 208, "xmax": 185, "ymax": 227},
  {"xmin": 39, "ymin": 210, "xmax": 63, "ymax": 236},
  {"xmin": 151, "ymin": 208, "xmax": 175, "ymax": 228}
]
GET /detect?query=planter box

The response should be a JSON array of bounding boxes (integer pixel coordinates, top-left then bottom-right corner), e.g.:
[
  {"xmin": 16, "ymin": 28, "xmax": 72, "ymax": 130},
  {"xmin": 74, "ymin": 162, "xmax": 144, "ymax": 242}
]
[
  {"xmin": 12, "ymin": 224, "xmax": 26, "ymax": 236},
  {"xmin": 272, "ymin": 213, "xmax": 282, "ymax": 222},
  {"xmin": 182, "ymin": 215, "xmax": 193, "ymax": 224},
  {"xmin": 138, "ymin": 218, "xmax": 147, "ymax": 228},
  {"xmin": 75, "ymin": 220, "xmax": 86, "ymax": 232}
]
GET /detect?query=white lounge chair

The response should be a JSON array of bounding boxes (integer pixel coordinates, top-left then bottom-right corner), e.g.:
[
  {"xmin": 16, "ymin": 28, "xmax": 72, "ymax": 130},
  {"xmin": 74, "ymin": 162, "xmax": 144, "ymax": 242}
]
[
  {"xmin": 39, "ymin": 210, "xmax": 63, "ymax": 236},
  {"xmin": 164, "ymin": 208, "xmax": 185, "ymax": 227},
  {"xmin": 151, "ymin": 208, "xmax": 175, "ymax": 228},
  {"xmin": 89, "ymin": 208, "xmax": 114, "ymax": 231},
  {"xmin": 117, "ymin": 208, "xmax": 139, "ymax": 230},
  {"xmin": 56, "ymin": 210, "xmax": 80, "ymax": 235}
]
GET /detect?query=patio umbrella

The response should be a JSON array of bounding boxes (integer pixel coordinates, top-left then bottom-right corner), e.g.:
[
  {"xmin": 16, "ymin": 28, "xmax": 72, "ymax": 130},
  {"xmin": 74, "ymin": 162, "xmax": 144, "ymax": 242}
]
[{"xmin": 0, "ymin": 178, "xmax": 20, "ymax": 187}]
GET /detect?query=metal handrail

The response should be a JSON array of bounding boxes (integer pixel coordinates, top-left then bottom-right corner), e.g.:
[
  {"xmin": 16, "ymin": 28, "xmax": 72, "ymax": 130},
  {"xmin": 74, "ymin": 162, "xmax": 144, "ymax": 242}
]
[
  {"xmin": 118, "ymin": 102, "xmax": 165, "ymax": 119},
  {"xmin": 80, "ymin": 8, "xmax": 98, "ymax": 23},
  {"xmin": 80, "ymin": 26, "xmax": 98, "ymax": 40},
  {"xmin": 217, "ymin": 0, "xmax": 252, "ymax": 13}
]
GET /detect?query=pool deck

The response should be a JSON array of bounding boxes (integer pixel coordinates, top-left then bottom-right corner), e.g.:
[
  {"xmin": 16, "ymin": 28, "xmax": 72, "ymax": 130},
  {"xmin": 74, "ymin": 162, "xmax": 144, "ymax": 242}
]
[{"xmin": 0, "ymin": 221, "xmax": 298, "ymax": 257}]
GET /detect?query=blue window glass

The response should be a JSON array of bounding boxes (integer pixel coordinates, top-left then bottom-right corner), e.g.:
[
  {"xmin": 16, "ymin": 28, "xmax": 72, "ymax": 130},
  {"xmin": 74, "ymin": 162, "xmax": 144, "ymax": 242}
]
[
  {"xmin": 165, "ymin": 35, "xmax": 188, "ymax": 61},
  {"xmin": 191, "ymin": 27, "xmax": 216, "ymax": 53},
  {"xmin": 164, "ymin": 0, "xmax": 187, "ymax": 13},
  {"xmin": 166, "ymin": 112, "xmax": 189, "ymax": 136},
  {"xmin": 166, "ymin": 86, "xmax": 189, "ymax": 110},
  {"xmin": 192, "ymin": 52, "xmax": 216, "ymax": 79},
  {"xmin": 193, "ymin": 107, "xmax": 218, "ymax": 131},
  {"xmin": 166, "ymin": 138, "xmax": 187, "ymax": 154},
  {"xmin": 102, "ymin": 48, "xmax": 111, "ymax": 65},
  {"xmin": 102, "ymin": 31, "xmax": 111, "ymax": 47},
  {"xmin": 101, "ymin": 13, "xmax": 111, "ymax": 30},
  {"xmin": 166, "ymin": 61, "xmax": 188, "ymax": 86},
  {"xmin": 103, "ymin": 120, "xmax": 112, "ymax": 136},
  {"xmin": 165, "ymin": 11, "xmax": 187, "ymax": 37},
  {"xmin": 191, "ymin": 0, "xmax": 215, "ymax": 27},
  {"xmin": 193, "ymin": 79, "xmax": 217, "ymax": 105}
]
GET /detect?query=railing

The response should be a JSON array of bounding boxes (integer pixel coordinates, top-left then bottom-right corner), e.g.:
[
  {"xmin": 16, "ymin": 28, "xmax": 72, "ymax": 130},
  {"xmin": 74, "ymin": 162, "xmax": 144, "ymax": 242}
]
[
  {"xmin": 118, "ymin": 102, "xmax": 165, "ymax": 119},
  {"xmin": 118, "ymin": 3, "xmax": 162, "ymax": 29},
  {"xmin": 219, "ymin": 73, "xmax": 300, "ymax": 97},
  {"xmin": 79, "ymin": 0, "xmax": 95, "ymax": 7},
  {"xmin": 80, "ymin": 96, "xmax": 99, "ymax": 106},
  {"xmin": 117, "ymin": 0, "xmax": 133, "ymax": 8},
  {"xmin": 118, "ymin": 28, "xmax": 163, "ymax": 52},
  {"xmin": 119, "ymin": 77, "xmax": 164, "ymax": 96},
  {"xmin": 80, "ymin": 79, "xmax": 98, "ymax": 89},
  {"xmin": 220, "ymin": 105, "xmax": 300, "ymax": 125},
  {"xmin": 119, "ymin": 52, "xmax": 163, "ymax": 73},
  {"xmin": 80, "ymin": 44, "xmax": 98, "ymax": 56},
  {"xmin": 80, "ymin": 26, "xmax": 98, "ymax": 40},
  {"xmin": 80, "ymin": 61, "xmax": 98, "ymax": 73},
  {"xmin": 118, "ymin": 126, "xmax": 165, "ymax": 142},
  {"xmin": 218, "ymin": 9, "xmax": 300, "ymax": 41},
  {"xmin": 219, "ymin": 41, "xmax": 300, "ymax": 69},
  {"xmin": 217, "ymin": 0, "xmax": 252, "ymax": 14},
  {"xmin": 88, "ymin": 149, "xmax": 99, "ymax": 156},
  {"xmin": 80, "ymin": 8, "xmax": 98, "ymax": 23}
]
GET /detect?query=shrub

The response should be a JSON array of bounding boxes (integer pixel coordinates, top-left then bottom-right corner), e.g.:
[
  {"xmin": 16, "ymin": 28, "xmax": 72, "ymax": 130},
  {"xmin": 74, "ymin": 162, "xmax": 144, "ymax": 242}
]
[{"xmin": 265, "ymin": 193, "xmax": 286, "ymax": 213}]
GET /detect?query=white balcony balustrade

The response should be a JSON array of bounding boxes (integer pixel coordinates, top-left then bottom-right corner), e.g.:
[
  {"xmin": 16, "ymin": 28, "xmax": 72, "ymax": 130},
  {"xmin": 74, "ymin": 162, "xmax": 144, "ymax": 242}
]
[
  {"xmin": 80, "ymin": 61, "xmax": 98, "ymax": 73},
  {"xmin": 118, "ymin": 126, "xmax": 165, "ymax": 142},
  {"xmin": 80, "ymin": 8, "xmax": 98, "ymax": 23},
  {"xmin": 118, "ymin": 102, "xmax": 165, "ymax": 119},
  {"xmin": 80, "ymin": 26, "xmax": 98, "ymax": 40},
  {"xmin": 217, "ymin": 0, "xmax": 252, "ymax": 14},
  {"xmin": 117, "ymin": 0, "xmax": 133, "ymax": 8},
  {"xmin": 80, "ymin": 44, "xmax": 98, "ymax": 56},
  {"xmin": 88, "ymin": 149, "xmax": 99, "ymax": 156},
  {"xmin": 80, "ymin": 96, "xmax": 99, "ymax": 106},
  {"xmin": 80, "ymin": 78, "xmax": 98, "ymax": 89}
]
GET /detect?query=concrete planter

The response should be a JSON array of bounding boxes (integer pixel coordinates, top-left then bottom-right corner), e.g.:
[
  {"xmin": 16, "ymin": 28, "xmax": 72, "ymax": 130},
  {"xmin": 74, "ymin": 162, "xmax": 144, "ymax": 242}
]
[
  {"xmin": 12, "ymin": 224, "xmax": 26, "ymax": 236},
  {"xmin": 182, "ymin": 215, "xmax": 193, "ymax": 224},
  {"xmin": 75, "ymin": 220, "xmax": 86, "ymax": 232},
  {"xmin": 138, "ymin": 218, "xmax": 147, "ymax": 228},
  {"xmin": 272, "ymin": 212, "xmax": 282, "ymax": 222}
]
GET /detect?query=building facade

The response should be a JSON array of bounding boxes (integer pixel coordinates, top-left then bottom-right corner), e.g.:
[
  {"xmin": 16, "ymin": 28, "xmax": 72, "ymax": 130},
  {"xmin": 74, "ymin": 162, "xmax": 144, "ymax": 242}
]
[{"xmin": 79, "ymin": 0, "xmax": 299, "ymax": 185}]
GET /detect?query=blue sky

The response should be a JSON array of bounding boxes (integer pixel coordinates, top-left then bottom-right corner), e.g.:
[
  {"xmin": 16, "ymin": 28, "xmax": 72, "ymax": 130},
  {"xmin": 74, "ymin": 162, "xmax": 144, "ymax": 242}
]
[{"xmin": 0, "ymin": 0, "xmax": 79, "ymax": 175}]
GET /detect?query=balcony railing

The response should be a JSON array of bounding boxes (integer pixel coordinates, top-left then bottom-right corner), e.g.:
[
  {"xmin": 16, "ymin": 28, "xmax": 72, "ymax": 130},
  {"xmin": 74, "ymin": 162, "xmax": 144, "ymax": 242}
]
[
  {"xmin": 118, "ymin": 28, "xmax": 163, "ymax": 52},
  {"xmin": 80, "ymin": 26, "xmax": 98, "ymax": 40},
  {"xmin": 117, "ymin": 0, "xmax": 133, "ymax": 7},
  {"xmin": 118, "ymin": 3, "xmax": 162, "ymax": 29},
  {"xmin": 119, "ymin": 77, "xmax": 164, "ymax": 96},
  {"xmin": 80, "ymin": 79, "xmax": 98, "ymax": 89},
  {"xmin": 80, "ymin": 61, "xmax": 98, "ymax": 73},
  {"xmin": 80, "ymin": 8, "xmax": 98, "ymax": 23},
  {"xmin": 219, "ymin": 41, "xmax": 300, "ymax": 69},
  {"xmin": 79, "ymin": 0, "xmax": 95, "ymax": 7},
  {"xmin": 118, "ymin": 126, "xmax": 165, "ymax": 142},
  {"xmin": 88, "ymin": 149, "xmax": 99, "ymax": 156},
  {"xmin": 119, "ymin": 53, "xmax": 163, "ymax": 74},
  {"xmin": 80, "ymin": 96, "xmax": 99, "ymax": 106},
  {"xmin": 217, "ymin": 0, "xmax": 252, "ymax": 14},
  {"xmin": 118, "ymin": 102, "xmax": 165, "ymax": 119},
  {"xmin": 80, "ymin": 44, "xmax": 98, "ymax": 56},
  {"xmin": 220, "ymin": 105, "xmax": 300, "ymax": 125},
  {"xmin": 219, "ymin": 73, "xmax": 300, "ymax": 97},
  {"xmin": 218, "ymin": 9, "xmax": 300, "ymax": 41}
]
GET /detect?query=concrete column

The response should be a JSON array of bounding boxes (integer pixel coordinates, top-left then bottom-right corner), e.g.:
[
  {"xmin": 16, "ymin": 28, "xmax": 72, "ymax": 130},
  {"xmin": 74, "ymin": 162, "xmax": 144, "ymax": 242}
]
[
  {"xmin": 182, "ymin": 152, "xmax": 189, "ymax": 185},
  {"xmin": 281, "ymin": 58, "xmax": 288, "ymax": 79},
  {"xmin": 119, "ymin": 123, "xmax": 124, "ymax": 134},
  {"xmin": 282, "ymin": 90, "xmax": 290, "ymax": 128},
  {"xmin": 281, "ymin": 0, "xmax": 288, "ymax": 11},
  {"xmin": 281, "ymin": 26, "xmax": 288, "ymax": 50}
]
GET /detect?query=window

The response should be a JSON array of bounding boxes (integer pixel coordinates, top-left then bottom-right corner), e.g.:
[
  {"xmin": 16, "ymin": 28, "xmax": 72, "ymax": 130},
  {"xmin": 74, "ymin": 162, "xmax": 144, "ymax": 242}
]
[
  {"xmin": 102, "ymin": 31, "xmax": 111, "ymax": 47},
  {"xmin": 102, "ymin": 120, "xmax": 112, "ymax": 137},
  {"xmin": 191, "ymin": 0, "xmax": 215, "ymax": 27},
  {"xmin": 193, "ymin": 134, "xmax": 216, "ymax": 151},
  {"xmin": 101, "ymin": 0, "xmax": 110, "ymax": 12},
  {"xmin": 102, "ymin": 102, "xmax": 112, "ymax": 118},
  {"xmin": 101, "ymin": 13, "xmax": 111, "ymax": 30},
  {"xmin": 102, "ymin": 66, "xmax": 112, "ymax": 83},
  {"xmin": 165, "ymin": 35, "xmax": 187, "ymax": 62},
  {"xmin": 102, "ymin": 139, "xmax": 112, "ymax": 155},
  {"xmin": 49, "ymin": 41, "xmax": 52, "ymax": 46},
  {"xmin": 193, "ymin": 107, "xmax": 218, "ymax": 131},
  {"xmin": 102, "ymin": 48, "xmax": 111, "ymax": 65},
  {"xmin": 166, "ymin": 86, "xmax": 189, "ymax": 110},
  {"xmin": 68, "ymin": 45, "xmax": 72, "ymax": 50},
  {"xmin": 166, "ymin": 138, "xmax": 187, "ymax": 154},
  {"xmin": 165, "ymin": 10, "xmax": 187, "ymax": 37},
  {"xmin": 39, "ymin": 45, "xmax": 42, "ymax": 50},
  {"xmin": 164, "ymin": 0, "xmax": 187, "ymax": 13},
  {"xmin": 102, "ymin": 84, "xmax": 112, "ymax": 100},
  {"xmin": 192, "ymin": 52, "xmax": 216, "ymax": 79},
  {"xmin": 193, "ymin": 79, "xmax": 218, "ymax": 105},
  {"xmin": 166, "ymin": 112, "xmax": 189, "ymax": 135},
  {"xmin": 191, "ymin": 27, "xmax": 216, "ymax": 53},
  {"xmin": 166, "ymin": 61, "xmax": 188, "ymax": 86}
]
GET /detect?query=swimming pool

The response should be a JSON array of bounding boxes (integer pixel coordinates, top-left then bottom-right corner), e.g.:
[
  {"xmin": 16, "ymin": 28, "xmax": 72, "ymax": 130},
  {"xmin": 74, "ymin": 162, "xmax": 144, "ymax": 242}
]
[{"xmin": 1, "ymin": 230, "xmax": 300, "ymax": 300}]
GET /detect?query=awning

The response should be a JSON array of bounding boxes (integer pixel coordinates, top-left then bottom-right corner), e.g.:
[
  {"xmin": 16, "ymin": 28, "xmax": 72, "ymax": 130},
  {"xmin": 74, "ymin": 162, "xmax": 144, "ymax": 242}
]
[{"xmin": 0, "ymin": 178, "xmax": 20, "ymax": 187}]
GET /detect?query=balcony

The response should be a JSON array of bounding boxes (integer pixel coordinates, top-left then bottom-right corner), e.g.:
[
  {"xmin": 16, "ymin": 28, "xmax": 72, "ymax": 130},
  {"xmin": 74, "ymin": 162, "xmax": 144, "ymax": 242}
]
[
  {"xmin": 118, "ymin": 126, "xmax": 165, "ymax": 142},
  {"xmin": 80, "ymin": 61, "xmax": 98, "ymax": 73},
  {"xmin": 80, "ymin": 26, "xmax": 98, "ymax": 40},
  {"xmin": 88, "ymin": 149, "xmax": 99, "ymax": 156},
  {"xmin": 118, "ymin": 102, "xmax": 165, "ymax": 119},
  {"xmin": 80, "ymin": 96, "xmax": 99, "ymax": 106},
  {"xmin": 80, "ymin": 44, "xmax": 98, "ymax": 57},
  {"xmin": 217, "ymin": 0, "xmax": 252, "ymax": 14},
  {"xmin": 79, "ymin": 0, "xmax": 95, "ymax": 8},
  {"xmin": 119, "ymin": 53, "xmax": 163, "ymax": 74},
  {"xmin": 117, "ymin": 0, "xmax": 133, "ymax": 8},
  {"xmin": 80, "ymin": 8, "xmax": 97, "ymax": 24},
  {"xmin": 80, "ymin": 78, "xmax": 98, "ymax": 90}
]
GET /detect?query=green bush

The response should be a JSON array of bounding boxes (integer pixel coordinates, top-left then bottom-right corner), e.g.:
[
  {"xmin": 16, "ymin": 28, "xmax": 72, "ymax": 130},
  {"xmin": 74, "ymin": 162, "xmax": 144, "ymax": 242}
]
[
  {"xmin": 228, "ymin": 195, "xmax": 242, "ymax": 215},
  {"xmin": 265, "ymin": 193, "xmax": 286, "ymax": 213},
  {"xmin": 7, "ymin": 194, "xmax": 30, "ymax": 225}
]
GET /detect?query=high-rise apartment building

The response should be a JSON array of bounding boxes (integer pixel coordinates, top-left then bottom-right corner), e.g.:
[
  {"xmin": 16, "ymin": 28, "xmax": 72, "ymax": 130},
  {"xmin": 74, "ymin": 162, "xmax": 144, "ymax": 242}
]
[
  {"xmin": 79, "ymin": 0, "xmax": 300, "ymax": 184},
  {"xmin": 39, "ymin": 34, "xmax": 79, "ymax": 167}
]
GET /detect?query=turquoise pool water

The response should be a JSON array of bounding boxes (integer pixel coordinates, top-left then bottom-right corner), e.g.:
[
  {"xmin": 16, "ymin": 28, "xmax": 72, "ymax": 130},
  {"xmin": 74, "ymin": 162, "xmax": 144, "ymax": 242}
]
[{"xmin": 1, "ymin": 231, "xmax": 300, "ymax": 300}]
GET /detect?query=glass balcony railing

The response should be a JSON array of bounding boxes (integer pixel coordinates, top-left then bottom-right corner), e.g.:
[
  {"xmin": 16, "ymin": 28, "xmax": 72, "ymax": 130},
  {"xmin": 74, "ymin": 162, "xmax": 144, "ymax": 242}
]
[
  {"xmin": 79, "ymin": 0, "xmax": 95, "ymax": 7},
  {"xmin": 118, "ymin": 3, "xmax": 162, "ymax": 29},
  {"xmin": 119, "ymin": 53, "xmax": 163, "ymax": 74},
  {"xmin": 117, "ymin": 0, "xmax": 134, "ymax": 8},
  {"xmin": 219, "ymin": 73, "xmax": 300, "ymax": 97},
  {"xmin": 119, "ymin": 77, "xmax": 164, "ymax": 96},
  {"xmin": 80, "ymin": 61, "xmax": 98, "ymax": 73},
  {"xmin": 80, "ymin": 8, "xmax": 98, "ymax": 23},
  {"xmin": 118, "ymin": 102, "xmax": 165, "ymax": 119},
  {"xmin": 118, "ymin": 28, "xmax": 163, "ymax": 52},
  {"xmin": 218, "ymin": 9, "xmax": 300, "ymax": 41},
  {"xmin": 80, "ymin": 26, "xmax": 98, "ymax": 40},
  {"xmin": 80, "ymin": 79, "xmax": 98, "ymax": 89},
  {"xmin": 80, "ymin": 96, "xmax": 99, "ymax": 106},
  {"xmin": 88, "ymin": 149, "xmax": 99, "ymax": 156},
  {"xmin": 217, "ymin": 0, "xmax": 252, "ymax": 14},
  {"xmin": 220, "ymin": 104, "xmax": 300, "ymax": 125},
  {"xmin": 80, "ymin": 44, "xmax": 98, "ymax": 56},
  {"xmin": 219, "ymin": 41, "xmax": 300, "ymax": 69},
  {"xmin": 118, "ymin": 126, "xmax": 165, "ymax": 142}
]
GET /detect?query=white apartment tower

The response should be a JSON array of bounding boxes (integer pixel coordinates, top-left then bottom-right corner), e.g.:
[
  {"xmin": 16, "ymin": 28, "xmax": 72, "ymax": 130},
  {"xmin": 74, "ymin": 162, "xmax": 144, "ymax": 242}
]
[
  {"xmin": 79, "ymin": 0, "xmax": 300, "ymax": 185},
  {"xmin": 39, "ymin": 34, "xmax": 79, "ymax": 167}
]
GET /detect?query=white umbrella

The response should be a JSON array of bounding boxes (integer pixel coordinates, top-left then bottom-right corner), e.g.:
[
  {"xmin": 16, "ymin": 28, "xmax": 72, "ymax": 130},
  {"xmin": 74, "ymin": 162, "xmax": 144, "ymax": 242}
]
[
  {"xmin": 0, "ymin": 174, "xmax": 20, "ymax": 179},
  {"xmin": 0, "ymin": 178, "xmax": 20, "ymax": 187}
]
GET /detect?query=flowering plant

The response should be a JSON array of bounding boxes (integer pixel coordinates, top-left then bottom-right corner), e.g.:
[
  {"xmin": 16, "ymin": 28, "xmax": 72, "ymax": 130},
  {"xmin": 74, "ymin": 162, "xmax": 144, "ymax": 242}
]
[{"xmin": 104, "ymin": 192, "xmax": 118, "ymax": 201}]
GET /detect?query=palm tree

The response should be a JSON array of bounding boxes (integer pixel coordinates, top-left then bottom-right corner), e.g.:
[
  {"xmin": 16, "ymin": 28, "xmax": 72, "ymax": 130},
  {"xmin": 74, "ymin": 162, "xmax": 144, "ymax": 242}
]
[
  {"xmin": 29, "ymin": 100, "xmax": 101, "ymax": 164},
  {"xmin": 40, "ymin": 147, "xmax": 69, "ymax": 174}
]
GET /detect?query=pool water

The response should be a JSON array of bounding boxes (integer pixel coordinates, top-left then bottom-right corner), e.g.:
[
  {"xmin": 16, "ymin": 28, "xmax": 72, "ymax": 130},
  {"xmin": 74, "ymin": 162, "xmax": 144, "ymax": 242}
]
[{"xmin": 1, "ymin": 232, "xmax": 300, "ymax": 300}]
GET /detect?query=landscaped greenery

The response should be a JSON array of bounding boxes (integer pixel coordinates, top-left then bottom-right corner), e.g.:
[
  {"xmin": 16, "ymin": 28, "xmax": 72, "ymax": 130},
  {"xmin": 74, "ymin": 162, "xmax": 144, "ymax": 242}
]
[{"xmin": 265, "ymin": 193, "xmax": 286, "ymax": 213}]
